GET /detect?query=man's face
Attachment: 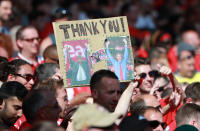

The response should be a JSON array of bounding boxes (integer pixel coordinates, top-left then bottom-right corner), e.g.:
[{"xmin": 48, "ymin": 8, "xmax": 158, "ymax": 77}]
[
  {"xmin": 56, "ymin": 88, "xmax": 68, "ymax": 118},
  {"xmin": 144, "ymin": 109, "xmax": 164, "ymax": 131},
  {"xmin": 92, "ymin": 77, "xmax": 121, "ymax": 112},
  {"xmin": 116, "ymin": 54, "xmax": 122, "ymax": 62},
  {"xmin": 0, "ymin": 97, "xmax": 22, "ymax": 127},
  {"xmin": 135, "ymin": 65, "xmax": 154, "ymax": 93},
  {"xmin": 12, "ymin": 64, "xmax": 34, "ymax": 90},
  {"xmin": 19, "ymin": 28, "xmax": 40, "ymax": 56},
  {"xmin": 179, "ymin": 50, "xmax": 195, "ymax": 78},
  {"xmin": 0, "ymin": 0, "xmax": 12, "ymax": 21}
]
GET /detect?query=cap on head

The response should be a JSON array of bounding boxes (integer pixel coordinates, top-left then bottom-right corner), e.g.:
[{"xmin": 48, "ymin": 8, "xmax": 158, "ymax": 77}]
[
  {"xmin": 72, "ymin": 103, "xmax": 120, "ymax": 131},
  {"xmin": 177, "ymin": 42, "xmax": 195, "ymax": 58},
  {"xmin": 119, "ymin": 114, "xmax": 159, "ymax": 131},
  {"xmin": 175, "ymin": 124, "xmax": 198, "ymax": 131}
]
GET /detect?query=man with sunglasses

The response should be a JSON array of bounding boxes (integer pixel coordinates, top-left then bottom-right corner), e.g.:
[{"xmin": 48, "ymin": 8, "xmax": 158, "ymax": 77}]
[
  {"xmin": 175, "ymin": 42, "xmax": 200, "ymax": 84},
  {"xmin": 134, "ymin": 57, "xmax": 157, "ymax": 94},
  {"xmin": 13, "ymin": 25, "xmax": 44, "ymax": 70},
  {"xmin": 3, "ymin": 59, "xmax": 35, "ymax": 90}
]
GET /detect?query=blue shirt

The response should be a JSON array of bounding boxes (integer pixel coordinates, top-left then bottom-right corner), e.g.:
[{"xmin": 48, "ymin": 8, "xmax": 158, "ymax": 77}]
[
  {"xmin": 0, "ymin": 26, "xmax": 9, "ymax": 35},
  {"xmin": 106, "ymin": 44, "xmax": 128, "ymax": 80}
]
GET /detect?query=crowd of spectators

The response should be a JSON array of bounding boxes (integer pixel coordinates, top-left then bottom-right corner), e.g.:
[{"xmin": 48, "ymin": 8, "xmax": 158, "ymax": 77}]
[{"xmin": 0, "ymin": 0, "xmax": 200, "ymax": 131}]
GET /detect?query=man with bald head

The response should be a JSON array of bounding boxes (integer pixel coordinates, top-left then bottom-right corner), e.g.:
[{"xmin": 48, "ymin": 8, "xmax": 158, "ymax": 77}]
[
  {"xmin": 182, "ymin": 30, "xmax": 200, "ymax": 48},
  {"xmin": 131, "ymin": 94, "xmax": 161, "ymax": 112},
  {"xmin": 43, "ymin": 45, "xmax": 59, "ymax": 64},
  {"xmin": 144, "ymin": 107, "xmax": 164, "ymax": 131}
]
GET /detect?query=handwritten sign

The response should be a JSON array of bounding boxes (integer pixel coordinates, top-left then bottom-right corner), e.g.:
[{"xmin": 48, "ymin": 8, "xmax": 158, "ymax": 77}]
[{"xmin": 53, "ymin": 16, "xmax": 134, "ymax": 87}]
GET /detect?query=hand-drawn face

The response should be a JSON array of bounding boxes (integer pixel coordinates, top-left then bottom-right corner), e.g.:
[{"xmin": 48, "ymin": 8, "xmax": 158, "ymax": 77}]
[
  {"xmin": 76, "ymin": 55, "xmax": 84, "ymax": 64},
  {"xmin": 116, "ymin": 53, "xmax": 122, "ymax": 62}
]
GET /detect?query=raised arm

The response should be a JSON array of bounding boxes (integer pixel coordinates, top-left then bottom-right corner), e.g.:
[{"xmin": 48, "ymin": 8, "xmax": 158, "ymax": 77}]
[
  {"xmin": 114, "ymin": 81, "xmax": 138, "ymax": 116},
  {"xmin": 105, "ymin": 40, "xmax": 115, "ymax": 64},
  {"xmin": 123, "ymin": 38, "xmax": 128, "ymax": 61}
]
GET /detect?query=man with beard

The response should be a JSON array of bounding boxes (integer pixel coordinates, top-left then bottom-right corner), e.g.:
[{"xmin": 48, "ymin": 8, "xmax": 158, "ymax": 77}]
[
  {"xmin": 0, "ymin": 81, "xmax": 28, "ymax": 129},
  {"xmin": 0, "ymin": 0, "xmax": 12, "ymax": 34},
  {"xmin": 3, "ymin": 59, "xmax": 35, "ymax": 90}
]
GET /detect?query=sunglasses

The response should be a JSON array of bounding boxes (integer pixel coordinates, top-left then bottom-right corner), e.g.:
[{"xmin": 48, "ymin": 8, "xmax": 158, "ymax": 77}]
[
  {"xmin": 160, "ymin": 122, "xmax": 167, "ymax": 129},
  {"xmin": 139, "ymin": 70, "xmax": 160, "ymax": 79},
  {"xmin": 14, "ymin": 73, "xmax": 35, "ymax": 82},
  {"xmin": 157, "ymin": 81, "xmax": 169, "ymax": 92},
  {"xmin": 22, "ymin": 37, "xmax": 41, "ymax": 42}
]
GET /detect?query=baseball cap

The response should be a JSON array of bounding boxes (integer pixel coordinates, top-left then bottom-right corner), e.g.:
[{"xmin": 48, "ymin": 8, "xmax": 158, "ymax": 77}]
[
  {"xmin": 72, "ymin": 104, "xmax": 120, "ymax": 131},
  {"xmin": 175, "ymin": 124, "xmax": 198, "ymax": 131},
  {"xmin": 119, "ymin": 114, "xmax": 159, "ymax": 131},
  {"xmin": 177, "ymin": 42, "xmax": 195, "ymax": 57}
]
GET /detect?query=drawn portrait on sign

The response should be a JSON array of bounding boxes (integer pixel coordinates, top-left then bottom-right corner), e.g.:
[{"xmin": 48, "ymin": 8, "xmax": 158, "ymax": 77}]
[
  {"xmin": 105, "ymin": 36, "xmax": 134, "ymax": 80},
  {"xmin": 63, "ymin": 40, "xmax": 93, "ymax": 86}
]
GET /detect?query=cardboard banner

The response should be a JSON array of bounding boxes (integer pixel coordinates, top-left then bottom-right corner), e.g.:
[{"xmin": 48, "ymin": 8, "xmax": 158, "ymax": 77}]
[{"xmin": 53, "ymin": 16, "xmax": 134, "ymax": 87}]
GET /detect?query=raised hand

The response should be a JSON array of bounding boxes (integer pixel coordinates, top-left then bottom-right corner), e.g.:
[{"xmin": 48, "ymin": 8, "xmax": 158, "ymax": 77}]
[
  {"xmin": 105, "ymin": 40, "xmax": 110, "ymax": 47},
  {"xmin": 169, "ymin": 91, "xmax": 181, "ymax": 108},
  {"xmin": 157, "ymin": 64, "xmax": 172, "ymax": 76},
  {"xmin": 123, "ymin": 38, "xmax": 127, "ymax": 45}
]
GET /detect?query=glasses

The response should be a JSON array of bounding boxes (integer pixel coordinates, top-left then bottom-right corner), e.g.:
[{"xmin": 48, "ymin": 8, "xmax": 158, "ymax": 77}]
[
  {"xmin": 157, "ymin": 80, "xmax": 169, "ymax": 92},
  {"xmin": 14, "ymin": 73, "xmax": 35, "ymax": 82},
  {"xmin": 139, "ymin": 70, "xmax": 160, "ymax": 79},
  {"xmin": 160, "ymin": 122, "xmax": 167, "ymax": 129},
  {"xmin": 22, "ymin": 37, "xmax": 41, "ymax": 42},
  {"xmin": 181, "ymin": 55, "xmax": 193, "ymax": 61}
]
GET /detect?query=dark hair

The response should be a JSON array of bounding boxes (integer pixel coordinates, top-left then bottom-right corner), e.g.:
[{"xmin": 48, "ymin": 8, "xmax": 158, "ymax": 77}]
[
  {"xmin": 90, "ymin": 69, "xmax": 118, "ymax": 91},
  {"xmin": 0, "ymin": 81, "xmax": 28, "ymax": 101},
  {"xmin": 16, "ymin": 25, "xmax": 37, "ymax": 40},
  {"xmin": 134, "ymin": 57, "xmax": 150, "ymax": 67},
  {"xmin": 185, "ymin": 82, "xmax": 200, "ymax": 102},
  {"xmin": 22, "ymin": 88, "xmax": 56, "ymax": 123},
  {"xmin": 34, "ymin": 63, "xmax": 59, "ymax": 88},
  {"xmin": 36, "ymin": 79, "xmax": 64, "ymax": 96},
  {"xmin": 176, "ymin": 103, "xmax": 200, "ymax": 127},
  {"xmin": 0, "ymin": 56, "xmax": 8, "ymax": 81},
  {"xmin": 2, "ymin": 59, "xmax": 30, "ymax": 82}
]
